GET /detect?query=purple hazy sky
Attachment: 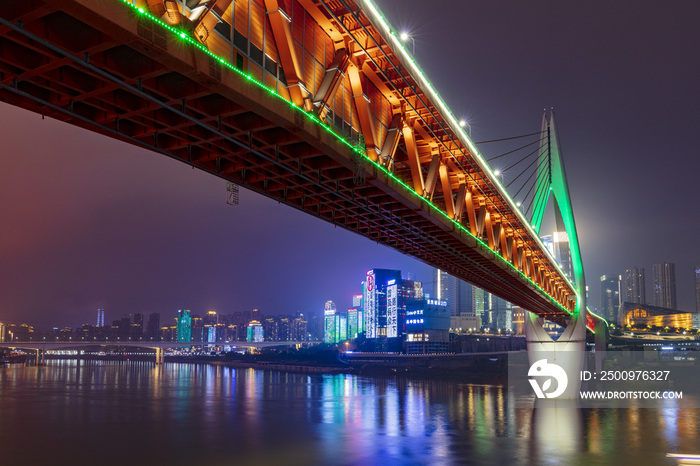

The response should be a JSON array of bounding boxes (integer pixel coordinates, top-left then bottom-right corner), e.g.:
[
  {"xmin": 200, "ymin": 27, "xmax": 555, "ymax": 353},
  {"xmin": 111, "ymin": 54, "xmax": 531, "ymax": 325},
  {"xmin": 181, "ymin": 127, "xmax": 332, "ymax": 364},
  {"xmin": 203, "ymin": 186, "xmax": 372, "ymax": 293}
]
[{"xmin": 1, "ymin": 0, "xmax": 699, "ymax": 329}]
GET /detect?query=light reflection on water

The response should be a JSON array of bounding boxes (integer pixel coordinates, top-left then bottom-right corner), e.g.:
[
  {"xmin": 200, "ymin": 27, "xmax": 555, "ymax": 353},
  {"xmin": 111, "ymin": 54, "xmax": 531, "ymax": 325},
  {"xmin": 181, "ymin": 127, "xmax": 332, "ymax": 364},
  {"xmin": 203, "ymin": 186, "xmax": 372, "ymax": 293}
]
[{"xmin": 0, "ymin": 360, "xmax": 697, "ymax": 465}]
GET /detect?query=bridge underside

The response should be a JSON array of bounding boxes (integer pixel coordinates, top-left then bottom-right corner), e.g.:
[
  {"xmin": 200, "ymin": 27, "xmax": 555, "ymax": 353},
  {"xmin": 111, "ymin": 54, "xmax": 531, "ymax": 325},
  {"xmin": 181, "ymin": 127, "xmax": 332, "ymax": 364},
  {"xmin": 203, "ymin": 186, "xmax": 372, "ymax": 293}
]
[{"xmin": 0, "ymin": 0, "xmax": 584, "ymax": 327}]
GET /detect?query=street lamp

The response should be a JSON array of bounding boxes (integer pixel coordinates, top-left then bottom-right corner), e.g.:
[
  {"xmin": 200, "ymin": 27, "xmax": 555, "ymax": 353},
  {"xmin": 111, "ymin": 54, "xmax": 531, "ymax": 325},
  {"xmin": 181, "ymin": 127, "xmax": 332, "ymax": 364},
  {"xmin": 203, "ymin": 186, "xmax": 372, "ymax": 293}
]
[{"xmin": 399, "ymin": 31, "xmax": 415, "ymax": 53}]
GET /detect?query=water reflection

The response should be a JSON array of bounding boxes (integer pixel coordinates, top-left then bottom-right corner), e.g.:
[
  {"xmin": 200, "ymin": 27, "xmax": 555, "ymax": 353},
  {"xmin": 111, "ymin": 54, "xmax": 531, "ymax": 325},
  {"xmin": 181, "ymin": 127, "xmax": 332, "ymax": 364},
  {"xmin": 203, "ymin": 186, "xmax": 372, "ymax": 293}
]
[{"xmin": 0, "ymin": 362, "xmax": 698, "ymax": 465}]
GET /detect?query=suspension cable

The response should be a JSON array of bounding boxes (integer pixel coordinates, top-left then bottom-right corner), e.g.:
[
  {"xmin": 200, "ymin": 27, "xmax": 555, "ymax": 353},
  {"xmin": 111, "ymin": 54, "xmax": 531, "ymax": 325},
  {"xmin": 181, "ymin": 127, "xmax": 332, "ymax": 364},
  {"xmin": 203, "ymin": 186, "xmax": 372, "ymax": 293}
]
[
  {"xmin": 486, "ymin": 135, "xmax": 547, "ymax": 162},
  {"xmin": 475, "ymin": 131, "xmax": 542, "ymax": 144}
]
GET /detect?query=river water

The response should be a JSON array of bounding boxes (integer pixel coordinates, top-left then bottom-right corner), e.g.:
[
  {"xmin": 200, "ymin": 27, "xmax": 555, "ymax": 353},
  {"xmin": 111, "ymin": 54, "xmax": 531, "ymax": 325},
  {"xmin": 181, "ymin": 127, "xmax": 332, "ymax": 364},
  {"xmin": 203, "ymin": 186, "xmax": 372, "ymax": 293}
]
[{"xmin": 0, "ymin": 360, "xmax": 697, "ymax": 465}]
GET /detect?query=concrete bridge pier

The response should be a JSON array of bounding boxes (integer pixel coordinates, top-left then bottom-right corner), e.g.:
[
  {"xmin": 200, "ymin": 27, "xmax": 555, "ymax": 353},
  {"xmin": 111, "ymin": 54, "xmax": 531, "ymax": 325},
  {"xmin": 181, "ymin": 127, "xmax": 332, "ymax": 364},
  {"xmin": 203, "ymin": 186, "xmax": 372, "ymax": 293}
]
[
  {"xmin": 155, "ymin": 348, "xmax": 165, "ymax": 365},
  {"xmin": 35, "ymin": 349, "xmax": 46, "ymax": 366},
  {"xmin": 525, "ymin": 308, "xmax": 586, "ymax": 400}
]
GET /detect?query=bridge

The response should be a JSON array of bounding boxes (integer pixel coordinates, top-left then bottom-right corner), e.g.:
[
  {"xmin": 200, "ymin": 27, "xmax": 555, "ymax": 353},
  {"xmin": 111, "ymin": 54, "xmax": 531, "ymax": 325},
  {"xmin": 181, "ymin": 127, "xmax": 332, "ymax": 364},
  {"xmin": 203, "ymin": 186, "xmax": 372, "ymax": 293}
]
[
  {"xmin": 1, "ymin": 340, "xmax": 311, "ymax": 364},
  {"xmin": 0, "ymin": 0, "xmax": 606, "ymax": 384}
]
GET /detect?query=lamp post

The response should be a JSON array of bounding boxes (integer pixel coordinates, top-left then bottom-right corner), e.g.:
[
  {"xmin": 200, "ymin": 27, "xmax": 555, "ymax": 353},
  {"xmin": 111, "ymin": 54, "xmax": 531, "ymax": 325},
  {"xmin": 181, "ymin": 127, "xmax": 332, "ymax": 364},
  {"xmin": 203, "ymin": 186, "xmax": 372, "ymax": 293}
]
[{"xmin": 399, "ymin": 31, "xmax": 415, "ymax": 54}]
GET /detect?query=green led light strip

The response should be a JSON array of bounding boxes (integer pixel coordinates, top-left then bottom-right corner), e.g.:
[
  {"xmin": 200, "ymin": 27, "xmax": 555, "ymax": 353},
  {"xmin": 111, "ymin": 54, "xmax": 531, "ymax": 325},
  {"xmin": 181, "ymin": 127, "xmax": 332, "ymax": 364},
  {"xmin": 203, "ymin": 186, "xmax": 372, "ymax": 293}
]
[{"xmin": 115, "ymin": 0, "xmax": 605, "ymax": 329}]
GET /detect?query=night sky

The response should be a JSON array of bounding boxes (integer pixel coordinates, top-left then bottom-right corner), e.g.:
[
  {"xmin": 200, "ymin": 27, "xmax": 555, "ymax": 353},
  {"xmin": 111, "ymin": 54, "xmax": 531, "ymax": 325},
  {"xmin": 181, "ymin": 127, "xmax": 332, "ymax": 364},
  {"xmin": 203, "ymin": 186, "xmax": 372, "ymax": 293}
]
[{"xmin": 1, "ymin": 0, "xmax": 699, "ymax": 329}]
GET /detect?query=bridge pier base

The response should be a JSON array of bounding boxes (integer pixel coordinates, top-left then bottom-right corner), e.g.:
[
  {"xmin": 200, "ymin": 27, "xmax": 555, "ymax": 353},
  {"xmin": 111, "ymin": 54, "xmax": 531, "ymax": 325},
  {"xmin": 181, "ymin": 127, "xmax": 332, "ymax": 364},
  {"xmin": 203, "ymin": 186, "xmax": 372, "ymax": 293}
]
[
  {"xmin": 525, "ymin": 310, "xmax": 586, "ymax": 399},
  {"xmin": 35, "ymin": 349, "xmax": 45, "ymax": 366},
  {"xmin": 155, "ymin": 348, "xmax": 165, "ymax": 365}
]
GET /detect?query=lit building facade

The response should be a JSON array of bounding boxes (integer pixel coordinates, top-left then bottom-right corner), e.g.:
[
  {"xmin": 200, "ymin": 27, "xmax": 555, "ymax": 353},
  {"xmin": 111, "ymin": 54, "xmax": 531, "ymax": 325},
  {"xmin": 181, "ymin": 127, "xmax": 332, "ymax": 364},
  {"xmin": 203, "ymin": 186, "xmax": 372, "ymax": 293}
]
[
  {"xmin": 405, "ymin": 299, "xmax": 450, "ymax": 354},
  {"xmin": 620, "ymin": 302, "xmax": 695, "ymax": 329},
  {"xmin": 324, "ymin": 300, "xmax": 337, "ymax": 344},
  {"xmin": 433, "ymin": 268, "xmax": 473, "ymax": 317},
  {"xmin": 600, "ymin": 275, "xmax": 621, "ymax": 323},
  {"xmin": 541, "ymin": 231, "xmax": 573, "ymax": 279},
  {"xmin": 247, "ymin": 320, "xmax": 263, "ymax": 342},
  {"xmin": 487, "ymin": 295, "xmax": 512, "ymax": 331},
  {"xmin": 347, "ymin": 308, "xmax": 363, "ymax": 339},
  {"xmin": 695, "ymin": 266, "xmax": 700, "ymax": 313},
  {"xmin": 363, "ymin": 269, "xmax": 402, "ymax": 339},
  {"xmin": 653, "ymin": 262, "xmax": 677, "ymax": 310},
  {"xmin": 96, "ymin": 309, "xmax": 105, "ymax": 327},
  {"xmin": 472, "ymin": 287, "xmax": 490, "ymax": 327},
  {"xmin": 176, "ymin": 309, "xmax": 192, "ymax": 342},
  {"xmin": 623, "ymin": 267, "xmax": 646, "ymax": 305}
]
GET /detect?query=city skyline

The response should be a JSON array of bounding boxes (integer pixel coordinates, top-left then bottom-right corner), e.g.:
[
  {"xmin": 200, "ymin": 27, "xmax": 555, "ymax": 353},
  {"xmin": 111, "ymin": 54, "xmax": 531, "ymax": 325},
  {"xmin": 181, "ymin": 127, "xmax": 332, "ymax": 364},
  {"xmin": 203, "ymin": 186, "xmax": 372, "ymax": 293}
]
[{"xmin": 1, "ymin": 0, "xmax": 699, "ymax": 328}]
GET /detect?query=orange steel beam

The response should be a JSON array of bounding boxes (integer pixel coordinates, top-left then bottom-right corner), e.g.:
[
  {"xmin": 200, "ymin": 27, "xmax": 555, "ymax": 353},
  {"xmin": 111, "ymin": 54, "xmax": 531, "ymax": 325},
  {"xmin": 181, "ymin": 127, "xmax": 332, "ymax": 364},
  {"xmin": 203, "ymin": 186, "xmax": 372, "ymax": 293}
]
[
  {"xmin": 423, "ymin": 154, "xmax": 441, "ymax": 202},
  {"xmin": 439, "ymin": 163, "xmax": 455, "ymax": 219},
  {"xmin": 193, "ymin": 0, "xmax": 233, "ymax": 46},
  {"xmin": 347, "ymin": 64, "xmax": 377, "ymax": 157},
  {"xmin": 484, "ymin": 211, "xmax": 495, "ymax": 250},
  {"xmin": 454, "ymin": 183, "xmax": 466, "ymax": 221},
  {"xmin": 312, "ymin": 48, "xmax": 349, "ymax": 119},
  {"xmin": 379, "ymin": 113, "xmax": 402, "ymax": 169},
  {"xmin": 465, "ymin": 191, "xmax": 478, "ymax": 237},
  {"xmin": 264, "ymin": 0, "xmax": 311, "ymax": 111},
  {"xmin": 402, "ymin": 124, "xmax": 424, "ymax": 195}
]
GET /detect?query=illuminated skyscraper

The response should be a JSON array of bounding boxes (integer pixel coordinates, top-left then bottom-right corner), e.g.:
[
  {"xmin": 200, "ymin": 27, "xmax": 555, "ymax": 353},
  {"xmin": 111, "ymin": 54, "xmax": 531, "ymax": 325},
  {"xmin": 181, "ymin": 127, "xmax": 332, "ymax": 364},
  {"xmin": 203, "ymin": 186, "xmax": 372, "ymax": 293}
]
[
  {"xmin": 324, "ymin": 300, "xmax": 337, "ymax": 343},
  {"xmin": 695, "ymin": 266, "xmax": 700, "ymax": 313},
  {"xmin": 600, "ymin": 275, "xmax": 621, "ymax": 323},
  {"xmin": 352, "ymin": 294, "xmax": 362, "ymax": 308},
  {"xmin": 653, "ymin": 262, "xmax": 677, "ymax": 310},
  {"xmin": 363, "ymin": 269, "xmax": 402, "ymax": 339},
  {"xmin": 247, "ymin": 320, "xmax": 263, "ymax": 342},
  {"xmin": 96, "ymin": 309, "xmax": 105, "ymax": 327},
  {"xmin": 347, "ymin": 308, "xmax": 361, "ymax": 339},
  {"xmin": 541, "ymin": 232, "xmax": 572, "ymax": 279},
  {"xmin": 623, "ymin": 267, "xmax": 646, "ymax": 305},
  {"xmin": 432, "ymin": 268, "xmax": 473, "ymax": 317},
  {"xmin": 176, "ymin": 309, "xmax": 192, "ymax": 342},
  {"xmin": 472, "ymin": 287, "xmax": 490, "ymax": 327}
]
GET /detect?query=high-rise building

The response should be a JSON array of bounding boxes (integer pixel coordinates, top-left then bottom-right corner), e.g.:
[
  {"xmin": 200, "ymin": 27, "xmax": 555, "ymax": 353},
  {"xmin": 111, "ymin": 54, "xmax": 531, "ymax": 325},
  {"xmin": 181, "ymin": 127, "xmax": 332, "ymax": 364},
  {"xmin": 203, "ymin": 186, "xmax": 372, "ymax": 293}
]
[
  {"xmin": 541, "ymin": 232, "xmax": 573, "ymax": 279},
  {"xmin": 552, "ymin": 231, "xmax": 573, "ymax": 279},
  {"xmin": 433, "ymin": 269, "xmax": 450, "ymax": 302},
  {"xmin": 695, "ymin": 266, "xmax": 700, "ymax": 313},
  {"xmin": 96, "ymin": 309, "xmax": 105, "ymax": 327},
  {"xmin": 146, "ymin": 313, "xmax": 161, "ymax": 339},
  {"xmin": 488, "ymin": 295, "xmax": 513, "ymax": 331},
  {"xmin": 653, "ymin": 262, "xmax": 677, "ymax": 310},
  {"xmin": 432, "ymin": 268, "xmax": 473, "ymax": 317},
  {"xmin": 623, "ymin": 267, "xmax": 646, "ymax": 305},
  {"xmin": 363, "ymin": 269, "xmax": 402, "ymax": 339},
  {"xmin": 600, "ymin": 275, "xmax": 621, "ymax": 323},
  {"xmin": 472, "ymin": 287, "xmax": 490, "ymax": 328},
  {"xmin": 204, "ymin": 311, "xmax": 217, "ymax": 326},
  {"xmin": 324, "ymin": 300, "xmax": 337, "ymax": 344},
  {"xmin": 352, "ymin": 294, "xmax": 362, "ymax": 308},
  {"xmin": 405, "ymin": 299, "xmax": 450, "ymax": 354},
  {"xmin": 130, "ymin": 313, "xmax": 144, "ymax": 336},
  {"xmin": 347, "ymin": 308, "xmax": 362, "ymax": 339},
  {"xmin": 176, "ymin": 309, "xmax": 192, "ymax": 342},
  {"xmin": 247, "ymin": 320, "xmax": 263, "ymax": 342},
  {"xmin": 0, "ymin": 322, "xmax": 5, "ymax": 342}
]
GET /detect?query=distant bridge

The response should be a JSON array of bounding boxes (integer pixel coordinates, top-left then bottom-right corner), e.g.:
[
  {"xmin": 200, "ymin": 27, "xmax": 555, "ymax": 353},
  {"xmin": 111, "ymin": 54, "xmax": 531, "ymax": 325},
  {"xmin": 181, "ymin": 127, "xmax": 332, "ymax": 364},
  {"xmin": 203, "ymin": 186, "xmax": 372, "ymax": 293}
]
[
  {"xmin": 1, "ymin": 340, "xmax": 313, "ymax": 364},
  {"xmin": 0, "ymin": 0, "xmax": 605, "ymax": 364}
]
